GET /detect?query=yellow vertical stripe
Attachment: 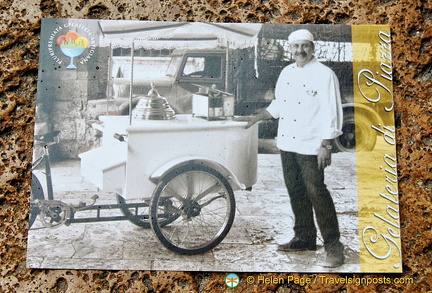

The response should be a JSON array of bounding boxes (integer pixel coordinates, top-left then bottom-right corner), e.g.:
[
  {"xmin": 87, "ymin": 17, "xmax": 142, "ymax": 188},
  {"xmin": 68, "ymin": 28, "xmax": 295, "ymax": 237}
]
[{"xmin": 352, "ymin": 25, "xmax": 401, "ymax": 273}]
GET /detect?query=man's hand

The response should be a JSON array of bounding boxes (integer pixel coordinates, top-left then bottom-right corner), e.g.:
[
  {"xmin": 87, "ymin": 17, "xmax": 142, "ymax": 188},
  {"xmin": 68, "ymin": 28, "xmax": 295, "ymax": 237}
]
[
  {"xmin": 317, "ymin": 147, "xmax": 332, "ymax": 170},
  {"xmin": 233, "ymin": 116, "xmax": 255, "ymax": 128},
  {"xmin": 239, "ymin": 110, "xmax": 273, "ymax": 129},
  {"xmin": 245, "ymin": 117, "xmax": 257, "ymax": 129}
]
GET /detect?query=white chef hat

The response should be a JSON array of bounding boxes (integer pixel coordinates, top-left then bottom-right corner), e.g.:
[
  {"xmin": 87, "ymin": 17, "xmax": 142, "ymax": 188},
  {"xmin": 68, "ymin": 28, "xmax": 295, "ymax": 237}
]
[{"xmin": 288, "ymin": 29, "xmax": 314, "ymax": 43}]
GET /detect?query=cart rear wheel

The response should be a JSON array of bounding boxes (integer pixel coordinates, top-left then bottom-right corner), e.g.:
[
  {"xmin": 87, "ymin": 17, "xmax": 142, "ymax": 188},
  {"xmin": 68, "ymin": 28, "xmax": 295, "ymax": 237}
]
[
  {"xmin": 150, "ymin": 164, "xmax": 235, "ymax": 255},
  {"xmin": 29, "ymin": 175, "xmax": 45, "ymax": 228}
]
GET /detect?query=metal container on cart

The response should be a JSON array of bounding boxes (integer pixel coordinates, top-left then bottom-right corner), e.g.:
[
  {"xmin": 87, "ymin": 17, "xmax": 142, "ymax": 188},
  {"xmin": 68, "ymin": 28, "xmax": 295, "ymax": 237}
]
[{"xmin": 79, "ymin": 114, "xmax": 258, "ymax": 255}]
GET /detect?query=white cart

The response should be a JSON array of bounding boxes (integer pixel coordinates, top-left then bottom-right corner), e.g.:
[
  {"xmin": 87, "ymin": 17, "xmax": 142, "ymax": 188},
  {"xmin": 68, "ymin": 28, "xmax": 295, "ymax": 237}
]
[{"xmin": 79, "ymin": 114, "xmax": 258, "ymax": 254}]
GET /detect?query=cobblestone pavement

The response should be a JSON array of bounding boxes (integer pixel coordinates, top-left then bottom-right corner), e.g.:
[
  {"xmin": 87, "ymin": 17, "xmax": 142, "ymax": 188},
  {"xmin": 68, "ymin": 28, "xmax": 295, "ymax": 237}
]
[{"xmin": 27, "ymin": 152, "xmax": 360, "ymax": 273}]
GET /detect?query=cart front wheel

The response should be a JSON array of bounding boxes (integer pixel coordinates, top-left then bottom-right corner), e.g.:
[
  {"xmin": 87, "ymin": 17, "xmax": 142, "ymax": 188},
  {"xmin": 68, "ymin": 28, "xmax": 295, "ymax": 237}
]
[{"xmin": 150, "ymin": 164, "xmax": 235, "ymax": 255}]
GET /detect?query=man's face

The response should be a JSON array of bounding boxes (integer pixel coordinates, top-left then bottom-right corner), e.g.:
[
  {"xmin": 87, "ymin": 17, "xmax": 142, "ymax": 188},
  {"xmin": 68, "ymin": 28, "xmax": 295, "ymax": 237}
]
[{"xmin": 290, "ymin": 40, "xmax": 314, "ymax": 67}]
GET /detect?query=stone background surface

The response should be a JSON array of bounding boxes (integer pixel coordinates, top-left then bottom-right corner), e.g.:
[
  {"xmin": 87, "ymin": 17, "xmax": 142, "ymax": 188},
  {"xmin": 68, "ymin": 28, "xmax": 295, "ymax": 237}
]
[{"xmin": 0, "ymin": 0, "xmax": 430, "ymax": 292}]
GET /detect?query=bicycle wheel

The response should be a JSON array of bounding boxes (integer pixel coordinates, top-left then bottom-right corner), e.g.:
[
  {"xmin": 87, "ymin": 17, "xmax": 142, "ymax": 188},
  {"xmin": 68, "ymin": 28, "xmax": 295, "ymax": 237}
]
[
  {"xmin": 150, "ymin": 164, "xmax": 235, "ymax": 255},
  {"xmin": 29, "ymin": 175, "xmax": 45, "ymax": 228}
]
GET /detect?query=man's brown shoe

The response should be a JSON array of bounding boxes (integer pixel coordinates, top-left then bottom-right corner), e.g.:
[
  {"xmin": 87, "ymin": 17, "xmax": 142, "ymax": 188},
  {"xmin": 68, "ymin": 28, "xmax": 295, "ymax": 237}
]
[{"xmin": 277, "ymin": 237, "xmax": 317, "ymax": 252}]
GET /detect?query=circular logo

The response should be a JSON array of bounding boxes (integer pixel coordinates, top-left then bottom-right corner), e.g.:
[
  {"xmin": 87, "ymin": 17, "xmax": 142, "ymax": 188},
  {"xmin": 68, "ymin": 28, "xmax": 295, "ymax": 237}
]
[
  {"xmin": 47, "ymin": 22, "xmax": 96, "ymax": 70},
  {"xmin": 225, "ymin": 273, "xmax": 240, "ymax": 288}
]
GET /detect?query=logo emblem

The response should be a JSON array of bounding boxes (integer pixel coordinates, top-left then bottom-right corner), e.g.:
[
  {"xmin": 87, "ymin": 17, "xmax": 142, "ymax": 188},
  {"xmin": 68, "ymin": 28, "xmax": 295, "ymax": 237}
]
[
  {"xmin": 224, "ymin": 273, "xmax": 240, "ymax": 288},
  {"xmin": 47, "ymin": 22, "xmax": 95, "ymax": 70},
  {"xmin": 56, "ymin": 31, "xmax": 89, "ymax": 69}
]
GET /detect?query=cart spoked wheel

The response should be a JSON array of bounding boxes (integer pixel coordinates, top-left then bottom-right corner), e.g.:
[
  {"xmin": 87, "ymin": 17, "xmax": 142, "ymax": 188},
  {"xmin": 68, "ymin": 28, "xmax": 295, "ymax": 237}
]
[
  {"xmin": 117, "ymin": 195, "xmax": 178, "ymax": 229},
  {"xmin": 29, "ymin": 175, "xmax": 45, "ymax": 228},
  {"xmin": 150, "ymin": 164, "xmax": 235, "ymax": 255}
]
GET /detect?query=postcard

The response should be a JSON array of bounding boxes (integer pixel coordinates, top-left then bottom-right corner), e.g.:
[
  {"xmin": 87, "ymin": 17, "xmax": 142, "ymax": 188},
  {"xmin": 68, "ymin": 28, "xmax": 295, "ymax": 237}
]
[{"xmin": 27, "ymin": 18, "xmax": 400, "ymax": 273}]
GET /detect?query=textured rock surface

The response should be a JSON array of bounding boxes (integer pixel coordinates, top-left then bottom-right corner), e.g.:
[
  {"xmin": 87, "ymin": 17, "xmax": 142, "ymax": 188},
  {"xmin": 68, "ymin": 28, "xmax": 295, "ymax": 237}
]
[{"xmin": 0, "ymin": 0, "xmax": 431, "ymax": 292}]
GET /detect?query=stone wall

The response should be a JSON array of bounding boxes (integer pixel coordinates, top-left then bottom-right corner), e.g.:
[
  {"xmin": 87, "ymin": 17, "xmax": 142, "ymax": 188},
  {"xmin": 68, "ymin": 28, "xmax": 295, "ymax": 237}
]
[{"xmin": 35, "ymin": 46, "xmax": 110, "ymax": 160}]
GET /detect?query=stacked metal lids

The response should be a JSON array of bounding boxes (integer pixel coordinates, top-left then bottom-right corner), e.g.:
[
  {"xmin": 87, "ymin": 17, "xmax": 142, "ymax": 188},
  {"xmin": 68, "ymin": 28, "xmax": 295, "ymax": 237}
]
[{"xmin": 132, "ymin": 83, "xmax": 175, "ymax": 120}]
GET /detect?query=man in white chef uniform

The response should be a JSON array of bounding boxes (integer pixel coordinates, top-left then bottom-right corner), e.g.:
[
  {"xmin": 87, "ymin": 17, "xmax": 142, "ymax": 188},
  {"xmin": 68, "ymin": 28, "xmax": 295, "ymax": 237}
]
[{"xmin": 246, "ymin": 29, "xmax": 345, "ymax": 267}]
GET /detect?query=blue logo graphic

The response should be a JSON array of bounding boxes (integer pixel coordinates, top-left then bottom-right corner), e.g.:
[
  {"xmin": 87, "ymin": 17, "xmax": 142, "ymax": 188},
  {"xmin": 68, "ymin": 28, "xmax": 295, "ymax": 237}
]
[{"xmin": 225, "ymin": 273, "xmax": 240, "ymax": 288}]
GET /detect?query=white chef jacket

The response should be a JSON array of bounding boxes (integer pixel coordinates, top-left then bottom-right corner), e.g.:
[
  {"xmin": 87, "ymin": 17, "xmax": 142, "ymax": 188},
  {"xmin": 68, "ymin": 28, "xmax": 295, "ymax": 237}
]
[{"xmin": 267, "ymin": 58, "xmax": 343, "ymax": 155}]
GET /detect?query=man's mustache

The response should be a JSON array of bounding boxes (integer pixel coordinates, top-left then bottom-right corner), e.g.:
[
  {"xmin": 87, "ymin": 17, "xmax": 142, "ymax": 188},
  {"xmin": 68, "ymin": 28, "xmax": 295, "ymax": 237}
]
[{"xmin": 295, "ymin": 52, "xmax": 308, "ymax": 57}]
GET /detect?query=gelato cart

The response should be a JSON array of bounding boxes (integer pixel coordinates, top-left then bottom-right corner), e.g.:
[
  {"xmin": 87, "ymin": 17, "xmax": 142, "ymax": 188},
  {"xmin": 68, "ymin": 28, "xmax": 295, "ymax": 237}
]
[{"xmin": 78, "ymin": 111, "xmax": 258, "ymax": 255}]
